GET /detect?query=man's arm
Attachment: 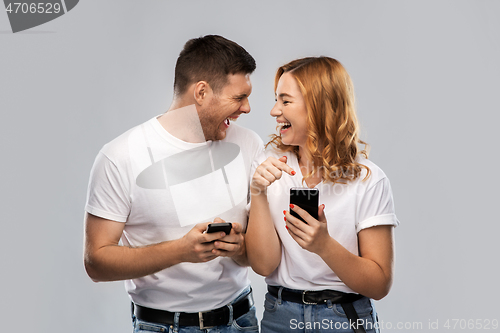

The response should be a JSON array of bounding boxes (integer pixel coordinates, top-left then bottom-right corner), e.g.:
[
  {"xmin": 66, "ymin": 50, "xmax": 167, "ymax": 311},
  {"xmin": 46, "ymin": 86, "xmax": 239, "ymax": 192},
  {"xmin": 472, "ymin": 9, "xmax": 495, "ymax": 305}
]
[{"xmin": 83, "ymin": 213, "xmax": 225, "ymax": 282}]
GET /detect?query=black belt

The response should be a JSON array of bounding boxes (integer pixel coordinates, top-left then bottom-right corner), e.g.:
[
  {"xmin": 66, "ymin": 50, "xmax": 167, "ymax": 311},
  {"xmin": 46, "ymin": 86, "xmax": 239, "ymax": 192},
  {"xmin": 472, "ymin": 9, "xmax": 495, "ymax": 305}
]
[
  {"xmin": 132, "ymin": 292, "xmax": 252, "ymax": 329},
  {"xmin": 268, "ymin": 285, "xmax": 363, "ymax": 305},
  {"xmin": 268, "ymin": 286, "xmax": 367, "ymax": 333}
]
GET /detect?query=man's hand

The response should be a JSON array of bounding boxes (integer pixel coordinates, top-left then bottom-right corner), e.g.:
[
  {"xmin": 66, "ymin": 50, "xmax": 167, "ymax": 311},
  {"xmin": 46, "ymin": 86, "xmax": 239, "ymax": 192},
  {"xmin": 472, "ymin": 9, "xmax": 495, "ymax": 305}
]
[
  {"xmin": 210, "ymin": 219, "xmax": 248, "ymax": 265},
  {"xmin": 178, "ymin": 221, "xmax": 229, "ymax": 263}
]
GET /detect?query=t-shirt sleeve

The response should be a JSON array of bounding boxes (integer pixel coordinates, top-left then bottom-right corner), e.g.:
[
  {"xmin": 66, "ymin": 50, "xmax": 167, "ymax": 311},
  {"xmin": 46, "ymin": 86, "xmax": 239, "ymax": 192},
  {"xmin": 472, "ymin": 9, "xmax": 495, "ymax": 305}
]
[
  {"xmin": 247, "ymin": 131, "xmax": 264, "ymax": 177},
  {"xmin": 246, "ymin": 150, "xmax": 268, "ymax": 211},
  {"xmin": 249, "ymin": 150, "xmax": 267, "ymax": 182},
  {"xmin": 85, "ymin": 151, "xmax": 131, "ymax": 222},
  {"xmin": 356, "ymin": 177, "xmax": 399, "ymax": 233}
]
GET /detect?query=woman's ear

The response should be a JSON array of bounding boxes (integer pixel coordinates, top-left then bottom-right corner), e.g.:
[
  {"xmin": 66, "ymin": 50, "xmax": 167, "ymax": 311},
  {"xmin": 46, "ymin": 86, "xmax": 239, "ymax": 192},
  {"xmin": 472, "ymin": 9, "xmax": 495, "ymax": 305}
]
[{"xmin": 193, "ymin": 81, "xmax": 211, "ymax": 106}]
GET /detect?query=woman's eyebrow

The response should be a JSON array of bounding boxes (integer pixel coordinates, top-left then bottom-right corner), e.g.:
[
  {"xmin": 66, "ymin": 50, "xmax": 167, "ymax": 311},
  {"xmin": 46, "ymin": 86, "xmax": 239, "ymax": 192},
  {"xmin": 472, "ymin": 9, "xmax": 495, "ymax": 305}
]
[{"xmin": 277, "ymin": 92, "xmax": 293, "ymax": 99}]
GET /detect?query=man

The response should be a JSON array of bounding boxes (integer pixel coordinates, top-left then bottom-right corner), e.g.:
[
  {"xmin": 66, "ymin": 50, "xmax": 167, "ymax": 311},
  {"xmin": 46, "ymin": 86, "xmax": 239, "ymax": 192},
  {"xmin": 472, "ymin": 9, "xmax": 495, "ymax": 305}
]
[{"xmin": 84, "ymin": 35, "xmax": 263, "ymax": 332}]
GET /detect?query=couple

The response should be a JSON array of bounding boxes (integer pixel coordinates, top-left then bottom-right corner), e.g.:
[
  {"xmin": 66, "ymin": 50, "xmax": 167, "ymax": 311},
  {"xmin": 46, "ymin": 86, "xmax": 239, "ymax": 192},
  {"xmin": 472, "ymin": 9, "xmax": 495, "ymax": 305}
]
[{"xmin": 84, "ymin": 35, "xmax": 399, "ymax": 333}]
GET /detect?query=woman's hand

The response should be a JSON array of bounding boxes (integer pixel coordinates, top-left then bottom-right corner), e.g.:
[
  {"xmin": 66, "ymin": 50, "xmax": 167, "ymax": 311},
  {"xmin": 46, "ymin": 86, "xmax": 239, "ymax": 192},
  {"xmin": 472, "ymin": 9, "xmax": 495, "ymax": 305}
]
[
  {"xmin": 251, "ymin": 156, "xmax": 295, "ymax": 195},
  {"xmin": 285, "ymin": 204, "xmax": 395, "ymax": 300},
  {"xmin": 285, "ymin": 203, "xmax": 330, "ymax": 255}
]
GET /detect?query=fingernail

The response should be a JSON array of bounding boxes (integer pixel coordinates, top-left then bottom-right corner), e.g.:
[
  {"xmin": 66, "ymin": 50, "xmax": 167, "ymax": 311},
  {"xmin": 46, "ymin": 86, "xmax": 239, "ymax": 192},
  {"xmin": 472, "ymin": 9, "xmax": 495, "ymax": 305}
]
[
  {"xmin": 322, "ymin": 204, "xmax": 325, "ymax": 208},
  {"xmin": 284, "ymin": 217, "xmax": 286, "ymax": 221},
  {"xmin": 283, "ymin": 210, "xmax": 286, "ymax": 215},
  {"xmin": 289, "ymin": 204, "xmax": 294, "ymax": 209},
  {"xmin": 285, "ymin": 225, "xmax": 289, "ymax": 230},
  {"xmin": 291, "ymin": 171, "xmax": 296, "ymax": 176}
]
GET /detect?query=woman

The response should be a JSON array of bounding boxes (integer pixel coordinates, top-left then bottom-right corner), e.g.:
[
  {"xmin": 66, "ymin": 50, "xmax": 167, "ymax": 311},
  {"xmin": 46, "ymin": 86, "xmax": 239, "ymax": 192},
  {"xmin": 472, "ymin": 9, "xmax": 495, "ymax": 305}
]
[{"xmin": 246, "ymin": 57, "xmax": 399, "ymax": 333}]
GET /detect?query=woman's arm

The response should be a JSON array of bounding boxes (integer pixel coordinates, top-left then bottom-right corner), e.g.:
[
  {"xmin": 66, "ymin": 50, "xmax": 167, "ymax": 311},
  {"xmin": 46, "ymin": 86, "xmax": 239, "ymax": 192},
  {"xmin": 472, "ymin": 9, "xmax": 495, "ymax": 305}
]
[
  {"xmin": 246, "ymin": 192, "xmax": 282, "ymax": 276},
  {"xmin": 246, "ymin": 156, "xmax": 295, "ymax": 276},
  {"xmin": 286, "ymin": 205, "xmax": 395, "ymax": 300}
]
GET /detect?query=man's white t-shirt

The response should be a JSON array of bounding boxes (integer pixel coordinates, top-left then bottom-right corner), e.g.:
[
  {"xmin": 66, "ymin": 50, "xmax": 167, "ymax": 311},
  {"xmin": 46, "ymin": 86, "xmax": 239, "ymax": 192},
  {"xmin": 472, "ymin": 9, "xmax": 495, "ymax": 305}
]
[
  {"xmin": 252, "ymin": 149, "xmax": 399, "ymax": 294},
  {"xmin": 85, "ymin": 116, "xmax": 263, "ymax": 312}
]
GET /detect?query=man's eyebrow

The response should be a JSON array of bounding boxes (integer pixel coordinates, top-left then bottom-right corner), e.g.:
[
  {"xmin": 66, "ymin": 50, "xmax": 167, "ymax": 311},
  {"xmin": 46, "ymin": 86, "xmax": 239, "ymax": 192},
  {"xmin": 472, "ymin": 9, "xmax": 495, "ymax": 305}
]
[{"xmin": 233, "ymin": 93, "xmax": 248, "ymax": 99}]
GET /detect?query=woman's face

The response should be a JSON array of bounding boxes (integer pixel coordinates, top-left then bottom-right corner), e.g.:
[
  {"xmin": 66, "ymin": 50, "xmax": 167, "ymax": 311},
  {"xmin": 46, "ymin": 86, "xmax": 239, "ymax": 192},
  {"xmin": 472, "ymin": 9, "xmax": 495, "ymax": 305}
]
[{"xmin": 271, "ymin": 72, "xmax": 308, "ymax": 148}]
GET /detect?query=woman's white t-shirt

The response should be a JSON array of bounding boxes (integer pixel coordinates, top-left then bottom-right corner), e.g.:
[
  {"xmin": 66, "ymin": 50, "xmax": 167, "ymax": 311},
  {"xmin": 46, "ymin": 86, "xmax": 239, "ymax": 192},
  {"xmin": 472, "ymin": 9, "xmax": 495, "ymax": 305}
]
[{"xmin": 251, "ymin": 149, "xmax": 399, "ymax": 293}]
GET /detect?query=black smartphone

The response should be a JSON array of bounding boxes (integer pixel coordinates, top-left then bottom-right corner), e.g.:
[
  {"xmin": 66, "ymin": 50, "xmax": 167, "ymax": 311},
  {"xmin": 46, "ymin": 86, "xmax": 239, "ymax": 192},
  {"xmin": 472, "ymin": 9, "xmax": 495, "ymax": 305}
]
[
  {"xmin": 206, "ymin": 222, "xmax": 232, "ymax": 234},
  {"xmin": 289, "ymin": 187, "xmax": 319, "ymax": 223}
]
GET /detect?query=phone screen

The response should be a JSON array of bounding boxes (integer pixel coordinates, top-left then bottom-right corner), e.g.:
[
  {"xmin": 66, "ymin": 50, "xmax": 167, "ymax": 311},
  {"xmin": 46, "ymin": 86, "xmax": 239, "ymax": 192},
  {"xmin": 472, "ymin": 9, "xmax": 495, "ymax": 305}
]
[
  {"xmin": 289, "ymin": 187, "xmax": 319, "ymax": 223},
  {"xmin": 206, "ymin": 222, "xmax": 232, "ymax": 234}
]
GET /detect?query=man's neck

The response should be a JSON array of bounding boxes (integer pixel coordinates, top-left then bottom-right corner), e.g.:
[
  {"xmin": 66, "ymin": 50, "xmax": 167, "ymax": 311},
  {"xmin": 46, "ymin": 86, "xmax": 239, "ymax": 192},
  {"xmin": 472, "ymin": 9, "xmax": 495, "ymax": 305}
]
[{"xmin": 157, "ymin": 103, "xmax": 206, "ymax": 143}]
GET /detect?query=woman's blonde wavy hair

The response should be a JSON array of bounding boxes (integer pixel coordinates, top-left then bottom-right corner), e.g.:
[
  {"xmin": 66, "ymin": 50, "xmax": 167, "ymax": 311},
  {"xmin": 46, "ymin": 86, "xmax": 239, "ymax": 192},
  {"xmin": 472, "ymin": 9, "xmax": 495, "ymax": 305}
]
[{"xmin": 267, "ymin": 56, "xmax": 370, "ymax": 184}]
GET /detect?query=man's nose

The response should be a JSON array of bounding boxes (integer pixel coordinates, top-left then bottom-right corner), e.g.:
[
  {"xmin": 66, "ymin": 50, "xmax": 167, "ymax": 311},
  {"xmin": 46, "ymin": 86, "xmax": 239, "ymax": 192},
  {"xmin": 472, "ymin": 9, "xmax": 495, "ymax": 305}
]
[{"xmin": 240, "ymin": 98, "xmax": 251, "ymax": 113}]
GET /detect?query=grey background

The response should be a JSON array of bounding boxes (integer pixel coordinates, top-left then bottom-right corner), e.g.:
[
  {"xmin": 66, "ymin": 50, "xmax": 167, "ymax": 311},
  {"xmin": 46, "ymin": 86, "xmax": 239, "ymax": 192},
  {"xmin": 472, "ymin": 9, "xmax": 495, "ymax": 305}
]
[{"xmin": 1, "ymin": 1, "xmax": 499, "ymax": 332}]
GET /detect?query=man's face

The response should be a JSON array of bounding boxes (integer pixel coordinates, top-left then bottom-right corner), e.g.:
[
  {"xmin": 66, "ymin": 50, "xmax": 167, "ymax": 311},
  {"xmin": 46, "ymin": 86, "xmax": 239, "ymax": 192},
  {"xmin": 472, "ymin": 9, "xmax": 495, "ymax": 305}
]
[{"xmin": 199, "ymin": 73, "xmax": 252, "ymax": 141}]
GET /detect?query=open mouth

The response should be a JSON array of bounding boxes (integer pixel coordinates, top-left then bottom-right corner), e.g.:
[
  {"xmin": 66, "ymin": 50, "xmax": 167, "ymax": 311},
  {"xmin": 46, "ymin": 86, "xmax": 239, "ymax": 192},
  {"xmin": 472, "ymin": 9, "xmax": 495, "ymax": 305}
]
[
  {"xmin": 277, "ymin": 122, "xmax": 291, "ymax": 132},
  {"xmin": 224, "ymin": 116, "xmax": 239, "ymax": 127}
]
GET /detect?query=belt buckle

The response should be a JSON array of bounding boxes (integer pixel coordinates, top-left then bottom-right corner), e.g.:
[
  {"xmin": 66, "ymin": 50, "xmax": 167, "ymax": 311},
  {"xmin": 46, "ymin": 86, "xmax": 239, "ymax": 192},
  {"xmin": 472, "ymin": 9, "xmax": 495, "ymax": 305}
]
[
  {"xmin": 198, "ymin": 311, "xmax": 213, "ymax": 330},
  {"xmin": 302, "ymin": 290, "xmax": 317, "ymax": 305}
]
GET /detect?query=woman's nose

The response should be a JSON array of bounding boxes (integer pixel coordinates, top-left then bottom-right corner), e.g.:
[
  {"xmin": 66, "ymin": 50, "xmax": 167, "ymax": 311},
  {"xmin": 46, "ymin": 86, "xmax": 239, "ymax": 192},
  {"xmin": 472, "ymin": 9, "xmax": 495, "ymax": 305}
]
[{"xmin": 270, "ymin": 102, "xmax": 281, "ymax": 116}]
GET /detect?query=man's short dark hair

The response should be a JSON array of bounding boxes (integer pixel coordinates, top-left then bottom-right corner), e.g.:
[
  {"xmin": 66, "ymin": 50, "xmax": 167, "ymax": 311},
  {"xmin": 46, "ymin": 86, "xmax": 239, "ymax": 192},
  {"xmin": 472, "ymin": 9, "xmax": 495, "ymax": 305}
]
[{"xmin": 174, "ymin": 35, "xmax": 256, "ymax": 96}]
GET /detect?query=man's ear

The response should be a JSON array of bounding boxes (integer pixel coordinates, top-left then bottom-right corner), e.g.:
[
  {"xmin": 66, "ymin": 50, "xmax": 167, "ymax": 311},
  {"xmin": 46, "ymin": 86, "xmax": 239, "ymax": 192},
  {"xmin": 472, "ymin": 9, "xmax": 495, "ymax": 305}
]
[{"xmin": 193, "ymin": 81, "xmax": 211, "ymax": 106}]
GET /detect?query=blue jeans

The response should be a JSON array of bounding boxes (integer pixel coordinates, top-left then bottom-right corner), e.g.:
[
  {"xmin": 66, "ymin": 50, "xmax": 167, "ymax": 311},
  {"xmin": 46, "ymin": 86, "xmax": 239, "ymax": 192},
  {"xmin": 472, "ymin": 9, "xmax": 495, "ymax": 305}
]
[
  {"xmin": 132, "ymin": 287, "xmax": 259, "ymax": 333},
  {"xmin": 261, "ymin": 288, "xmax": 380, "ymax": 333}
]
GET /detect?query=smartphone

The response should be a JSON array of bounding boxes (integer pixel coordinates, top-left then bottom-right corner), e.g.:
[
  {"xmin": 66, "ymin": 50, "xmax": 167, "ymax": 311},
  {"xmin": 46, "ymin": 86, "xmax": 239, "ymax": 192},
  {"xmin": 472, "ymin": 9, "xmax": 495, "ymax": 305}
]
[
  {"xmin": 206, "ymin": 222, "xmax": 232, "ymax": 234},
  {"xmin": 289, "ymin": 187, "xmax": 319, "ymax": 223}
]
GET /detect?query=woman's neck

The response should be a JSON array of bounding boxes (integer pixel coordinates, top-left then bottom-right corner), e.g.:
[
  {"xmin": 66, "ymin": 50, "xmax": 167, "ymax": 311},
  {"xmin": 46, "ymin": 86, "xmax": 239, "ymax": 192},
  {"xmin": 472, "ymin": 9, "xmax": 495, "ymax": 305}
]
[{"xmin": 298, "ymin": 146, "xmax": 322, "ymax": 188}]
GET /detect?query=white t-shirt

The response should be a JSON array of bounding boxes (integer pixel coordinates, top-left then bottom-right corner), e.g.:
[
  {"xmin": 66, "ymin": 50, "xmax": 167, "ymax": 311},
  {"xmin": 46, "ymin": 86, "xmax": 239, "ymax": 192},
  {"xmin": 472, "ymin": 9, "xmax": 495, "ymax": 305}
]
[
  {"xmin": 252, "ymin": 149, "xmax": 399, "ymax": 294},
  {"xmin": 85, "ymin": 116, "xmax": 263, "ymax": 312}
]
